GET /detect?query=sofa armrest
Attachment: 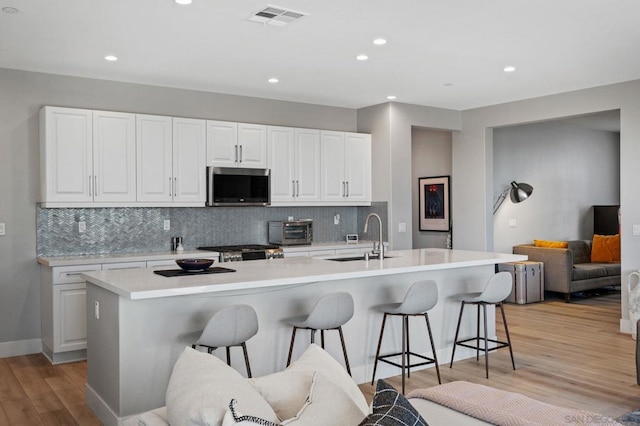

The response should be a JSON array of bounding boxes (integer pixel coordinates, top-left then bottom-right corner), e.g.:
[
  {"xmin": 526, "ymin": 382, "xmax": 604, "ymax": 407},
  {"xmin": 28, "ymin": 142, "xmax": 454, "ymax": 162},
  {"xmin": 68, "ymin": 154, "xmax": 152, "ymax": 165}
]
[{"xmin": 512, "ymin": 245, "xmax": 573, "ymax": 294}]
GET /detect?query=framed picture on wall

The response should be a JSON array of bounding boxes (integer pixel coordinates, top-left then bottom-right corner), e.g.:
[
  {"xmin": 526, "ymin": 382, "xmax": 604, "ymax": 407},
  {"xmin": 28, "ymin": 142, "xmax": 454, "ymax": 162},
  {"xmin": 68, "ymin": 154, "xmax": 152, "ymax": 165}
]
[{"xmin": 418, "ymin": 175, "xmax": 450, "ymax": 232}]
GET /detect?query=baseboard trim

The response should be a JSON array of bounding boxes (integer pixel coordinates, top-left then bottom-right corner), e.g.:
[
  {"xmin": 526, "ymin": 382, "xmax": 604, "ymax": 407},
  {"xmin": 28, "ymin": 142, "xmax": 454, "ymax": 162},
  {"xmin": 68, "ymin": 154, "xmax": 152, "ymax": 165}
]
[
  {"xmin": 621, "ymin": 318, "xmax": 632, "ymax": 335},
  {"xmin": 0, "ymin": 339, "xmax": 42, "ymax": 358},
  {"xmin": 86, "ymin": 383, "xmax": 122, "ymax": 426}
]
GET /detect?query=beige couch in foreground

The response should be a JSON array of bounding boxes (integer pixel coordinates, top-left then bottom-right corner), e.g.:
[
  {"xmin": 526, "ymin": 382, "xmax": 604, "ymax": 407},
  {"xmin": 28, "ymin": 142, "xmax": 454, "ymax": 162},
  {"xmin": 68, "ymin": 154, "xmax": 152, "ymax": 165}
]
[
  {"xmin": 123, "ymin": 345, "xmax": 620, "ymax": 426},
  {"xmin": 513, "ymin": 240, "xmax": 620, "ymax": 302}
]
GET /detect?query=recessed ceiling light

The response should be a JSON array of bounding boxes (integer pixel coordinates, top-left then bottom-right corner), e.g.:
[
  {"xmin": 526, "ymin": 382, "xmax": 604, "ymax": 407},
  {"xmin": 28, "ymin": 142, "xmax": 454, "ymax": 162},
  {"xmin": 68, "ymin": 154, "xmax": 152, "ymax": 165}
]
[
  {"xmin": 2, "ymin": 6, "xmax": 19, "ymax": 13},
  {"xmin": 444, "ymin": 83, "xmax": 453, "ymax": 87},
  {"xmin": 504, "ymin": 66, "xmax": 516, "ymax": 72},
  {"xmin": 175, "ymin": 0, "xmax": 192, "ymax": 5},
  {"xmin": 104, "ymin": 55, "xmax": 118, "ymax": 62},
  {"xmin": 268, "ymin": 78, "xmax": 279, "ymax": 84},
  {"xmin": 373, "ymin": 38, "xmax": 387, "ymax": 46},
  {"xmin": 356, "ymin": 54, "xmax": 368, "ymax": 61},
  {"xmin": 387, "ymin": 95, "xmax": 396, "ymax": 100}
]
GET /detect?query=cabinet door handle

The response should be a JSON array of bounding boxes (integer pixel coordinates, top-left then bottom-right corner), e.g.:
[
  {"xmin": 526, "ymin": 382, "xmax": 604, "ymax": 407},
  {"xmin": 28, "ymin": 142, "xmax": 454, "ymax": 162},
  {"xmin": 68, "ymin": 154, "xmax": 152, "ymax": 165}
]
[
  {"xmin": 346, "ymin": 181, "xmax": 349, "ymax": 197},
  {"xmin": 296, "ymin": 180, "xmax": 299, "ymax": 197},
  {"xmin": 89, "ymin": 176, "xmax": 92, "ymax": 196},
  {"xmin": 292, "ymin": 180, "xmax": 296, "ymax": 197},
  {"xmin": 174, "ymin": 177, "xmax": 177, "ymax": 197},
  {"xmin": 169, "ymin": 177, "xmax": 172, "ymax": 197},
  {"xmin": 239, "ymin": 145, "xmax": 243, "ymax": 163},
  {"xmin": 94, "ymin": 175, "xmax": 98, "ymax": 197},
  {"xmin": 235, "ymin": 145, "xmax": 238, "ymax": 163}
]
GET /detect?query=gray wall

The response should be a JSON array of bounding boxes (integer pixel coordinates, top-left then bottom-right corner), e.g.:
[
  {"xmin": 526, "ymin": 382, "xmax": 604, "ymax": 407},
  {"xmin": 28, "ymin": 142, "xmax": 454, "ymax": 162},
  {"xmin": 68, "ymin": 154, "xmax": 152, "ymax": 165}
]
[
  {"xmin": 0, "ymin": 67, "xmax": 358, "ymax": 353},
  {"xmin": 492, "ymin": 121, "xmax": 620, "ymax": 253},
  {"xmin": 453, "ymin": 79, "xmax": 640, "ymax": 331},
  {"xmin": 411, "ymin": 128, "xmax": 453, "ymax": 249},
  {"xmin": 357, "ymin": 102, "xmax": 462, "ymax": 249}
]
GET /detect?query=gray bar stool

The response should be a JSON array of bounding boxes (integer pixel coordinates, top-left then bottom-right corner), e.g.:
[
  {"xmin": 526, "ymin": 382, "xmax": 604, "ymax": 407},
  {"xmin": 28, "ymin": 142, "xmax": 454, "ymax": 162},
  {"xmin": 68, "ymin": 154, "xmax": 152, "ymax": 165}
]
[
  {"xmin": 371, "ymin": 280, "xmax": 441, "ymax": 394},
  {"xmin": 192, "ymin": 304, "xmax": 259, "ymax": 378},
  {"xmin": 449, "ymin": 271, "xmax": 516, "ymax": 378},
  {"xmin": 285, "ymin": 292, "xmax": 354, "ymax": 375}
]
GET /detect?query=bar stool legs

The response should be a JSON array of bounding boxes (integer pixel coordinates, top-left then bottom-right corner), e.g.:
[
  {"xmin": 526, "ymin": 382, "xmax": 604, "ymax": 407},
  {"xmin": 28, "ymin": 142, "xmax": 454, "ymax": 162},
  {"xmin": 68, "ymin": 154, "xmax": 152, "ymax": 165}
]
[
  {"xmin": 286, "ymin": 325, "xmax": 352, "ymax": 375},
  {"xmin": 371, "ymin": 312, "xmax": 441, "ymax": 394},
  {"xmin": 285, "ymin": 292, "xmax": 354, "ymax": 375},
  {"xmin": 449, "ymin": 272, "xmax": 516, "ymax": 378},
  {"xmin": 371, "ymin": 280, "xmax": 441, "ymax": 394}
]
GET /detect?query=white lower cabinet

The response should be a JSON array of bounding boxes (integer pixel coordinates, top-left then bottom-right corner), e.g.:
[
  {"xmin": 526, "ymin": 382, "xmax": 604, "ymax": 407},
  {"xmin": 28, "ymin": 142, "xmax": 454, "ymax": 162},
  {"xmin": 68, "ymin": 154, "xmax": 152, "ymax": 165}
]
[
  {"xmin": 54, "ymin": 283, "xmax": 88, "ymax": 353},
  {"xmin": 41, "ymin": 257, "xmax": 218, "ymax": 364},
  {"xmin": 41, "ymin": 263, "xmax": 101, "ymax": 364}
]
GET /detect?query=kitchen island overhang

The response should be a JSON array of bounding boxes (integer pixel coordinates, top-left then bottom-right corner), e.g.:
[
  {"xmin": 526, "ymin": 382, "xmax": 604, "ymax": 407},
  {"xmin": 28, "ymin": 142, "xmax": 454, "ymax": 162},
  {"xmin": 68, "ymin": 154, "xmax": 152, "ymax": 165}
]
[{"xmin": 82, "ymin": 248, "xmax": 526, "ymax": 425}]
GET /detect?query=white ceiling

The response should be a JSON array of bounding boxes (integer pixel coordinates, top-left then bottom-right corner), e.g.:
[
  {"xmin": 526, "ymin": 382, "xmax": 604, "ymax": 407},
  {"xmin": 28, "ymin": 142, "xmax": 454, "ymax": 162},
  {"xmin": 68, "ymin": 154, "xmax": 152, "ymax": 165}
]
[{"xmin": 2, "ymin": 1, "xmax": 640, "ymax": 110}]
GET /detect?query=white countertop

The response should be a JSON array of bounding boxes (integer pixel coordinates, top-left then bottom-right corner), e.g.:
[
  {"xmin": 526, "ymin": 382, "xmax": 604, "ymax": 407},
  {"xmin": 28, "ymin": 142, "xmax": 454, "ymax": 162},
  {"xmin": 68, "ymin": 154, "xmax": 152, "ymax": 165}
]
[
  {"xmin": 82, "ymin": 248, "xmax": 526, "ymax": 300},
  {"xmin": 37, "ymin": 250, "xmax": 219, "ymax": 267}
]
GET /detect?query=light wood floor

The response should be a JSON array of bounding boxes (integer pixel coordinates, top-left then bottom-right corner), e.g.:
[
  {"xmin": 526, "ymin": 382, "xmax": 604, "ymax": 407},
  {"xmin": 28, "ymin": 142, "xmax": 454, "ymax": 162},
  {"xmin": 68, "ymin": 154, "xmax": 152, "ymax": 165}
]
[
  {"xmin": 360, "ymin": 290, "xmax": 640, "ymax": 419},
  {"xmin": 1, "ymin": 291, "xmax": 638, "ymax": 424}
]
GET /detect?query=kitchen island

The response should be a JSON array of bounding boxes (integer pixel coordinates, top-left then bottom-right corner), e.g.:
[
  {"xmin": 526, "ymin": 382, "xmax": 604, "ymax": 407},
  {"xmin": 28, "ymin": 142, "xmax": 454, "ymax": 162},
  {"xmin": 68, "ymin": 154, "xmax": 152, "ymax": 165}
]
[{"xmin": 82, "ymin": 248, "xmax": 525, "ymax": 425}]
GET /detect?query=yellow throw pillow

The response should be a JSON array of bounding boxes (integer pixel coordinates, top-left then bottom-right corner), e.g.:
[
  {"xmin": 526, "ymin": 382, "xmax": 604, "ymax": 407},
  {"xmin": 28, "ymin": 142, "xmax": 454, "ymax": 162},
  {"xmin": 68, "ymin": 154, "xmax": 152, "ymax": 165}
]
[
  {"xmin": 591, "ymin": 234, "xmax": 621, "ymax": 263},
  {"xmin": 533, "ymin": 239, "xmax": 568, "ymax": 248}
]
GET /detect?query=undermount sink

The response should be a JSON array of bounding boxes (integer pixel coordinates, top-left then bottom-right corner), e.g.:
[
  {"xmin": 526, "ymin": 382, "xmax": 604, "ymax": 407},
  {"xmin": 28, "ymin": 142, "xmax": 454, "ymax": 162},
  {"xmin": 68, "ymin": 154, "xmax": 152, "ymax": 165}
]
[{"xmin": 326, "ymin": 255, "xmax": 394, "ymax": 262}]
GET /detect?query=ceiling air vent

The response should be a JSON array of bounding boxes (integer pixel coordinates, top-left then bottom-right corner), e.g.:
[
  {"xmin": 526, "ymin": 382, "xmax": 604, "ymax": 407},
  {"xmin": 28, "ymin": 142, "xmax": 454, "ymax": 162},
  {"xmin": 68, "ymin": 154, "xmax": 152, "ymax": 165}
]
[{"xmin": 248, "ymin": 5, "xmax": 308, "ymax": 27}]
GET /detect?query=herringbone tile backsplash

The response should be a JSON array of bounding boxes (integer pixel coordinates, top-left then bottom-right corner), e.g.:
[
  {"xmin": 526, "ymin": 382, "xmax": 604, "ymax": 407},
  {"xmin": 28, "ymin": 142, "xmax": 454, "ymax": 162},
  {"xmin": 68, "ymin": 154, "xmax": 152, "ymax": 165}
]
[{"xmin": 36, "ymin": 202, "xmax": 387, "ymax": 256}]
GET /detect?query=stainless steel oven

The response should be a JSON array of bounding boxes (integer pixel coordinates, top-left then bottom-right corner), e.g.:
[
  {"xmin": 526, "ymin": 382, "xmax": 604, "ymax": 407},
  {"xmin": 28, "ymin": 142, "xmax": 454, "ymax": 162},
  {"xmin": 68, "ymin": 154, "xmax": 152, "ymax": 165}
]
[{"xmin": 268, "ymin": 220, "xmax": 313, "ymax": 246}]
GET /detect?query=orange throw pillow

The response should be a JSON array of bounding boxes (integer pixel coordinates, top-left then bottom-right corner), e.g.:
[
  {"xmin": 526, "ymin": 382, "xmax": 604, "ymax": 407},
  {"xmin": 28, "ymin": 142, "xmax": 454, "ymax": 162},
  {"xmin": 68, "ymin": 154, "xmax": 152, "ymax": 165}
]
[
  {"xmin": 591, "ymin": 234, "xmax": 621, "ymax": 263},
  {"xmin": 533, "ymin": 239, "xmax": 568, "ymax": 248}
]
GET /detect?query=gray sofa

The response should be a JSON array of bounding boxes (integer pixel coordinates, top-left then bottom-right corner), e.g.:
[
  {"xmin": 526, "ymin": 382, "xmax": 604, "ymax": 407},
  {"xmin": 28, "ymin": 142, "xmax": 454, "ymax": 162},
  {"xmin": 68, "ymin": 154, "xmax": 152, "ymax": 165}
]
[{"xmin": 513, "ymin": 240, "xmax": 620, "ymax": 302}]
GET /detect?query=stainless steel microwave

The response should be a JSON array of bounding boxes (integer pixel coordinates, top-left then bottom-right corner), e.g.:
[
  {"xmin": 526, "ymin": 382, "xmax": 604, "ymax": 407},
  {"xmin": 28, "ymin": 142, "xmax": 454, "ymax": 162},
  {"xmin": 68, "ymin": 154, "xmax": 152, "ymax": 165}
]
[
  {"xmin": 206, "ymin": 167, "xmax": 270, "ymax": 206},
  {"xmin": 268, "ymin": 220, "xmax": 313, "ymax": 246}
]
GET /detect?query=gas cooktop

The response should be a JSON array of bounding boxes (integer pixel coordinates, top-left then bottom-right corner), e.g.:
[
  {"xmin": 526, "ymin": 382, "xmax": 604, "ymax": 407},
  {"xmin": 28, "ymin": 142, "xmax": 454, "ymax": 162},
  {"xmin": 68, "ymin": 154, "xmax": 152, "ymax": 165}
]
[
  {"xmin": 197, "ymin": 244, "xmax": 284, "ymax": 262},
  {"xmin": 197, "ymin": 244, "xmax": 280, "ymax": 252}
]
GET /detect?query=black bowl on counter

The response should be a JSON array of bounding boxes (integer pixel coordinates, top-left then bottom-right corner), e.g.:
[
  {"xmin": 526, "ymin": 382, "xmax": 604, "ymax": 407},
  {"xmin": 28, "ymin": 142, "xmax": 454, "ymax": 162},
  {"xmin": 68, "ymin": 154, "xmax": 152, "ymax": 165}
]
[{"xmin": 175, "ymin": 258, "xmax": 214, "ymax": 271}]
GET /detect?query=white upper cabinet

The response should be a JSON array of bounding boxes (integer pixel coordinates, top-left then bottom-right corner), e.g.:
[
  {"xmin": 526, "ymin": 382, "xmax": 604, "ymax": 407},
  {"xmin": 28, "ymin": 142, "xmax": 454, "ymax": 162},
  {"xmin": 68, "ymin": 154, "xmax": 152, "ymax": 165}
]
[
  {"xmin": 137, "ymin": 114, "xmax": 173, "ymax": 202},
  {"xmin": 93, "ymin": 110, "xmax": 136, "ymax": 202},
  {"xmin": 206, "ymin": 120, "xmax": 238, "ymax": 168},
  {"xmin": 238, "ymin": 123, "xmax": 267, "ymax": 168},
  {"xmin": 343, "ymin": 132, "xmax": 372, "ymax": 202},
  {"xmin": 172, "ymin": 117, "xmax": 206, "ymax": 203},
  {"xmin": 137, "ymin": 115, "xmax": 206, "ymax": 205},
  {"xmin": 40, "ymin": 107, "xmax": 93, "ymax": 203},
  {"xmin": 207, "ymin": 120, "xmax": 267, "ymax": 168},
  {"xmin": 268, "ymin": 126, "xmax": 321, "ymax": 205},
  {"xmin": 268, "ymin": 126, "xmax": 296, "ymax": 202},
  {"xmin": 40, "ymin": 107, "xmax": 136, "ymax": 205},
  {"xmin": 320, "ymin": 130, "xmax": 371, "ymax": 205}
]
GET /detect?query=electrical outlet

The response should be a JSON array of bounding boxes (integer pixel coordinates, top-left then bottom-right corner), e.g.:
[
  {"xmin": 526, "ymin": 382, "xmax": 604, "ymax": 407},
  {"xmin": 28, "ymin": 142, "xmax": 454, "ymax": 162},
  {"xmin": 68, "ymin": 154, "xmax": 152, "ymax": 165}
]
[
  {"xmin": 633, "ymin": 225, "xmax": 640, "ymax": 236},
  {"xmin": 288, "ymin": 216, "xmax": 294, "ymax": 221},
  {"xmin": 164, "ymin": 219, "xmax": 171, "ymax": 231},
  {"xmin": 78, "ymin": 221, "xmax": 86, "ymax": 233},
  {"xmin": 94, "ymin": 301, "xmax": 100, "ymax": 320},
  {"xmin": 0, "ymin": 223, "xmax": 5, "ymax": 236},
  {"xmin": 398, "ymin": 222, "xmax": 406, "ymax": 232},
  {"xmin": 334, "ymin": 214, "xmax": 340, "ymax": 225},
  {"xmin": 508, "ymin": 218, "xmax": 517, "ymax": 228}
]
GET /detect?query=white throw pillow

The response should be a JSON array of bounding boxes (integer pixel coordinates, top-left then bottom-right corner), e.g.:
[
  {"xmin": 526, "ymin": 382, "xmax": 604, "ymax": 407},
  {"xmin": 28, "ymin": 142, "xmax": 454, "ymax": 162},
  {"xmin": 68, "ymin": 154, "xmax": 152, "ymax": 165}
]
[
  {"xmin": 223, "ymin": 372, "xmax": 367, "ymax": 426},
  {"xmin": 166, "ymin": 347, "xmax": 278, "ymax": 426},
  {"xmin": 284, "ymin": 344, "xmax": 369, "ymax": 416},
  {"xmin": 248, "ymin": 369, "xmax": 312, "ymax": 421}
]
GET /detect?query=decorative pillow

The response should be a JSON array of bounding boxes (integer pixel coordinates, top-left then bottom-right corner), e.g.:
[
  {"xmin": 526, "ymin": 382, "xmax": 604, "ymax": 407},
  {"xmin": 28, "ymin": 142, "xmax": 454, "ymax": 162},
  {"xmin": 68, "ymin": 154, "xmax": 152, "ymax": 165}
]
[
  {"xmin": 282, "ymin": 344, "xmax": 369, "ymax": 416},
  {"xmin": 591, "ymin": 234, "xmax": 621, "ymax": 263},
  {"xmin": 533, "ymin": 239, "xmax": 568, "ymax": 248},
  {"xmin": 166, "ymin": 346, "xmax": 278, "ymax": 426},
  {"xmin": 358, "ymin": 380, "xmax": 428, "ymax": 426},
  {"xmin": 224, "ymin": 372, "xmax": 366, "ymax": 426},
  {"xmin": 248, "ymin": 369, "xmax": 312, "ymax": 421}
]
